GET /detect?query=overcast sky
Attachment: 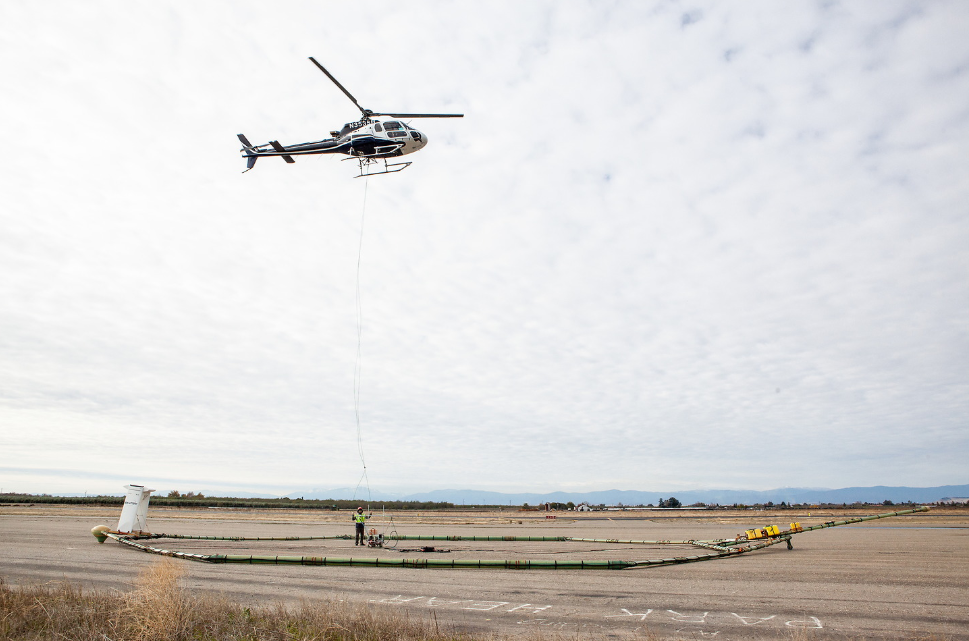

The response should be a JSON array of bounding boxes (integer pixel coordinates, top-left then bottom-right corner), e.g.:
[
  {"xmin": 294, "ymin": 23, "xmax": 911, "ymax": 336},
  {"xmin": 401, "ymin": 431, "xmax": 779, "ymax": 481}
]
[{"xmin": 1, "ymin": 1, "xmax": 966, "ymax": 497}]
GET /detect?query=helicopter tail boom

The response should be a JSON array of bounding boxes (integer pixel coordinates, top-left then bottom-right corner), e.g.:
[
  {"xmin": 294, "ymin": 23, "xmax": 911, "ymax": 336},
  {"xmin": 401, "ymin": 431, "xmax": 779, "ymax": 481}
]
[{"xmin": 238, "ymin": 134, "xmax": 298, "ymax": 171}]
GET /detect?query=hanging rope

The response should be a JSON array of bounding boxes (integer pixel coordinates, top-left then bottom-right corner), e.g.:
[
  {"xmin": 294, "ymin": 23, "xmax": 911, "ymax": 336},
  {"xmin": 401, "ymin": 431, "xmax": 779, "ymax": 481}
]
[
  {"xmin": 352, "ymin": 176, "xmax": 371, "ymax": 509},
  {"xmin": 347, "ymin": 176, "xmax": 399, "ymax": 545}
]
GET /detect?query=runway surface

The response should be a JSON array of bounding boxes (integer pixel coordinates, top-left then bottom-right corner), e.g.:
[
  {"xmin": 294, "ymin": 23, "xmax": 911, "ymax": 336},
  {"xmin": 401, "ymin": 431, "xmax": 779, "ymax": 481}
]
[{"xmin": 2, "ymin": 506, "xmax": 966, "ymax": 639}]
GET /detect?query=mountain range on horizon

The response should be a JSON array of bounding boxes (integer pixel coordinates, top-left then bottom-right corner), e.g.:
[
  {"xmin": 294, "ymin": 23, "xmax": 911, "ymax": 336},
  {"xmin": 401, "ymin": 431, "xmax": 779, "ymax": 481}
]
[
  {"xmin": 282, "ymin": 484, "xmax": 969, "ymax": 506},
  {"xmin": 39, "ymin": 483, "xmax": 968, "ymax": 504}
]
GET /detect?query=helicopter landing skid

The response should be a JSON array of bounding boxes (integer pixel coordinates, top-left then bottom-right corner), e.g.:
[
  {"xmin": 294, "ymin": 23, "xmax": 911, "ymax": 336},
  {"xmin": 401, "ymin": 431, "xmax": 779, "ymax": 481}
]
[{"xmin": 345, "ymin": 156, "xmax": 412, "ymax": 178}]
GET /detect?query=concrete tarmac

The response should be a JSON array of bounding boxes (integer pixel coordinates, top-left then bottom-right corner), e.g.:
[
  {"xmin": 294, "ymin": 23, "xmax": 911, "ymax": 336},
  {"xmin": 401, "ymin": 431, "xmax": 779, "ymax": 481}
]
[{"xmin": 1, "ymin": 506, "xmax": 967, "ymax": 640}]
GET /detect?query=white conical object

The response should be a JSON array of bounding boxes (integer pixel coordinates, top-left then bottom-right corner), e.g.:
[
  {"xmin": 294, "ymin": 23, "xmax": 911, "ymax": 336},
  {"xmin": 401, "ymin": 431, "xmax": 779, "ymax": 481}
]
[{"xmin": 117, "ymin": 484, "xmax": 155, "ymax": 533}]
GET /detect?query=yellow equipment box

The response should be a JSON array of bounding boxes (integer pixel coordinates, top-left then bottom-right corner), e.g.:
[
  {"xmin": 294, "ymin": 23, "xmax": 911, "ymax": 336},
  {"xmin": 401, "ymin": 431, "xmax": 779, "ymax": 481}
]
[
  {"xmin": 745, "ymin": 525, "xmax": 781, "ymax": 540},
  {"xmin": 789, "ymin": 522, "xmax": 803, "ymax": 532}
]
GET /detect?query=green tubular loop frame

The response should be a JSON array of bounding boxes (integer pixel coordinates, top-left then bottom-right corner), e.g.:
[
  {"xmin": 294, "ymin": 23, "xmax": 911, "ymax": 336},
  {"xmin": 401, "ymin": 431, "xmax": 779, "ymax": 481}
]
[{"xmin": 101, "ymin": 507, "xmax": 928, "ymax": 571}]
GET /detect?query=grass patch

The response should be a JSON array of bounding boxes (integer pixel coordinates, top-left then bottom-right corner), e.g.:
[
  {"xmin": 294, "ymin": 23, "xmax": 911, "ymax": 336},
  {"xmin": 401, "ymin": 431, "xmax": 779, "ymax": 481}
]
[
  {"xmin": 0, "ymin": 562, "xmax": 951, "ymax": 640},
  {"xmin": 0, "ymin": 560, "xmax": 464, "ymax": 641}
]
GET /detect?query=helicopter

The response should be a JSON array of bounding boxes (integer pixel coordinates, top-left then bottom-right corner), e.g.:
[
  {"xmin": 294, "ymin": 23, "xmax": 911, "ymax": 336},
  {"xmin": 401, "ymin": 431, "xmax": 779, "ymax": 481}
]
[{"xmin": 238, "ymin": 57, "xmax": 463, "ymax": 177}]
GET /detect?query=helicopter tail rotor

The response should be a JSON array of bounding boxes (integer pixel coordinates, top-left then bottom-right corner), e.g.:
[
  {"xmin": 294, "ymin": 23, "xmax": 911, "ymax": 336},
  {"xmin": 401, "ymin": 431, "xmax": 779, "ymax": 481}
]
[{"xmin": 238, "ymin": 134, "xmax": 258, "ymax": 173}]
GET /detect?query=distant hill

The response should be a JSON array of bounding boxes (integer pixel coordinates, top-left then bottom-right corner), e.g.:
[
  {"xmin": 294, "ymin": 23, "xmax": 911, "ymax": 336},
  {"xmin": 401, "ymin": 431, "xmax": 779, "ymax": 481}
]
[{"xmin": 289, "ymin": 484, "xmax": 969, "ymax": 505}]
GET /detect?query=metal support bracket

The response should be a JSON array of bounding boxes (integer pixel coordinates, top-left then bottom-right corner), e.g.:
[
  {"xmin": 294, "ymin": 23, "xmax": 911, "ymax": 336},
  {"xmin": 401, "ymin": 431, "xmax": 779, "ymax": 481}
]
[{"xmin": 346, "ymin": 156, "xmax": 412, "ymax": 177}]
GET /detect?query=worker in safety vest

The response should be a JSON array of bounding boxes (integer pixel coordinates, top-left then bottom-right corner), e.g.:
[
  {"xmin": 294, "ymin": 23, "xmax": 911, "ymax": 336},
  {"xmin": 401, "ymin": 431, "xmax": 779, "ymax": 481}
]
[{"xmin": 353, "ymin": 507, "xmax": 370, "ymax": 545}]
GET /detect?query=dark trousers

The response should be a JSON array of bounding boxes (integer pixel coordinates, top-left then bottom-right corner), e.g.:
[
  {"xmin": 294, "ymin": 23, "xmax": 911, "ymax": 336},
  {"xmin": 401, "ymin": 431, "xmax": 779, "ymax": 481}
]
[{"xmin": 355, "ymin": 523, "xmax": 365, "ymax": 545}]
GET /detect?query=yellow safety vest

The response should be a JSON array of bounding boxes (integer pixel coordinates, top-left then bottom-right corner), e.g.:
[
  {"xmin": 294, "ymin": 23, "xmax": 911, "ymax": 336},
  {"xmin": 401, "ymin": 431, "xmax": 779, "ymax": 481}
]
[{"xmin": 354, "ymin": 513, "xmax": 367, "ymax": 524}]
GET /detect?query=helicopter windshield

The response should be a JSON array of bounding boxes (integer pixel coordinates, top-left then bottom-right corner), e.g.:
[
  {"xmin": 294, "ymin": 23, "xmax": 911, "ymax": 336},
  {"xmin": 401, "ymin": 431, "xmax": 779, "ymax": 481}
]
[{"xmin": 383, "ymin": 121, "xmax": 402, "ymax": 130}]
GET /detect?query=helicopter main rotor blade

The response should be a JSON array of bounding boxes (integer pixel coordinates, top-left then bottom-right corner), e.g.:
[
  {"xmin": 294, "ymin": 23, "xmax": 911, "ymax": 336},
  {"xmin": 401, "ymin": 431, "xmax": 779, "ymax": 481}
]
[
  {"xmin": 308, "ymin": 57, "xmax": 368, "ymax": 117},
  {"xmin": 372, "ymin": 112, "xmax": 464, "ymax": 118}
]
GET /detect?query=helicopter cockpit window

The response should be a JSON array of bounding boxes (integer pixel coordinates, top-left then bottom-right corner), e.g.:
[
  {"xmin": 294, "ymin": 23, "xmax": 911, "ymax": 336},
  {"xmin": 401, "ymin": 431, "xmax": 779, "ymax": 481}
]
[
  {"xmin": 383, "ymin": 121, "xmax": 402, "ymax": 130},
  {"xmin": 374, "ymin": 123, "xmax": 383, "ymax": 132}
]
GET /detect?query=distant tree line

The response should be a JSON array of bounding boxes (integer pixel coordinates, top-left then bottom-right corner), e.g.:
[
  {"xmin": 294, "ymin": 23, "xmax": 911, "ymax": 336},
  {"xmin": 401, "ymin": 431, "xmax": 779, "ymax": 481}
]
[
  {"xmin": 522, "ymin": 502, "xmax": 576, "ymax": 510},
  {"xmin": 0, "ymin": 493, "xmax": 453, "ymax": 510},
  {"xmin": 0, "ymin": 493, "xmax": 956, "ymax": 510}
]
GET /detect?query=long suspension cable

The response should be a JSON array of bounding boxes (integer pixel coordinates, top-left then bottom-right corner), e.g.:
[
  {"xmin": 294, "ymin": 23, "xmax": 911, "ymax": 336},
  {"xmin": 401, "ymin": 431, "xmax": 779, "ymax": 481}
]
[
  {"xmin": 352, "ymin": 176, "xmax": 371, "ymax": 509},
  {"xmin": 349, "ymin": 175, "xmax": 397, "ymax": 544}
]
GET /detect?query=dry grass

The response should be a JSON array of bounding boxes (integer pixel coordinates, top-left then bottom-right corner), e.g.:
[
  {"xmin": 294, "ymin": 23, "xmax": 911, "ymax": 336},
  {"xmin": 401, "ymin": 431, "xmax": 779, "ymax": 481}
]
[
  {"xmin": 0, "ymin": 560, "xmax": 458, "ymax": 641},
  {"xmin": 0, "ymin": 563, "xmax": 953, "ymax": 641}
]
